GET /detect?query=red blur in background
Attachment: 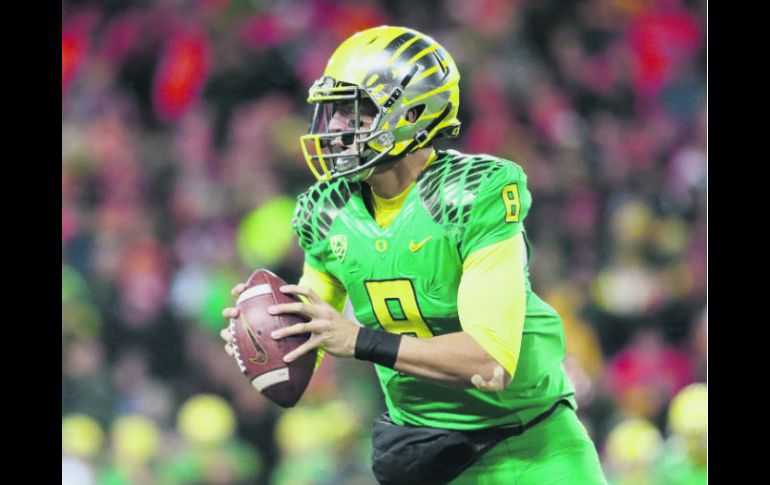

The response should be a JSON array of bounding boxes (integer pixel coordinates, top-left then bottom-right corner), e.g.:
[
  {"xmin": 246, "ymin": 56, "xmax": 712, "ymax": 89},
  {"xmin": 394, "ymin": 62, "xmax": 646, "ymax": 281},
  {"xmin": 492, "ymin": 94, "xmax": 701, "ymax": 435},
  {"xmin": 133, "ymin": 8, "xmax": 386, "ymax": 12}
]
[
  {"xmin": 152, "ymin": 29, "xmax": 212, "ymax": 122},
  {"xmin": 626, "ymin": 5, "xmax": 702, "ymax": 102}
]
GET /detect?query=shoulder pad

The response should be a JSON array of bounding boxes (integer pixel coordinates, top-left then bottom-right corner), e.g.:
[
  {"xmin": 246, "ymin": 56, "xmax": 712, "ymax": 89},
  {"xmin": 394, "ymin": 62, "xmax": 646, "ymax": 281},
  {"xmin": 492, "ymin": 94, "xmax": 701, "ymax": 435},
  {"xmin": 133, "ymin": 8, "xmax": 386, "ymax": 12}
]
[
  {"xmin": 291, "ymin": 178, "xmax": 359, "ymax": 252},
  {"xmin": 416, "ymin": 150, "xmax": 512, "ymax": 226}
]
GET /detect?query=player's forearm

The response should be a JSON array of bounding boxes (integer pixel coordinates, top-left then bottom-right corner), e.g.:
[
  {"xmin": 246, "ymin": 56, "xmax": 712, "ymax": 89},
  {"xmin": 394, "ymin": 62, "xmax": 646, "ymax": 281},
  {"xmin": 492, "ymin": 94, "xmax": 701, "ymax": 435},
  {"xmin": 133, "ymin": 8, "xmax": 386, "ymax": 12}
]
[{"xmin": 393, "ymin": 331, "xmax": 511, "ymax": 389}]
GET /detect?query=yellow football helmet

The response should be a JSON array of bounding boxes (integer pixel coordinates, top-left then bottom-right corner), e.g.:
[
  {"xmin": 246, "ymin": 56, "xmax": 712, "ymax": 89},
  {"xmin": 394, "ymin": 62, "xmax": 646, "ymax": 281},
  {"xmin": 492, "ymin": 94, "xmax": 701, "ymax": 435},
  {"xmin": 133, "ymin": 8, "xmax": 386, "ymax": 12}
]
[{"xmin": 300, "ymin": 26, "xmax": 462, "ymax": 181}]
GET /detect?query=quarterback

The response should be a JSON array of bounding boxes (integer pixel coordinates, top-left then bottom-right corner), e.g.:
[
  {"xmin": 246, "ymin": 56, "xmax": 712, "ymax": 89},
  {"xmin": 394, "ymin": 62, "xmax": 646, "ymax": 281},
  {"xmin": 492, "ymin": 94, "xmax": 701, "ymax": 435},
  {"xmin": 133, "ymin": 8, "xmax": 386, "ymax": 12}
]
[{"xmin": 221, "ymin": 26, "xmax": 607, "ymax": 484}]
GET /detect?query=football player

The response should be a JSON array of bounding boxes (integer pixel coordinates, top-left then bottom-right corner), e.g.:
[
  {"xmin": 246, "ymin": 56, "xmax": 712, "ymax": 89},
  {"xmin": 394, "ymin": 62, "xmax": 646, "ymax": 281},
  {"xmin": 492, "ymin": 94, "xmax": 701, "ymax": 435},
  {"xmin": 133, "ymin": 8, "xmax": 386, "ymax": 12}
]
[{"xmin": 221, "ymin": 26, "xmax": 607, "ymax": 484}]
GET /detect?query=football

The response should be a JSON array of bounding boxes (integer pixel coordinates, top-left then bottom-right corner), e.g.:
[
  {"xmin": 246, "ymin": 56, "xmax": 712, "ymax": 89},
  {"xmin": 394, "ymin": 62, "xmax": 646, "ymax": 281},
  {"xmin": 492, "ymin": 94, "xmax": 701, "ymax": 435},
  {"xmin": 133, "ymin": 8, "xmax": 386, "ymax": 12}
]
[{"xmin": 229, "ymin": 269, "xmax": 316, "ymax": 408}]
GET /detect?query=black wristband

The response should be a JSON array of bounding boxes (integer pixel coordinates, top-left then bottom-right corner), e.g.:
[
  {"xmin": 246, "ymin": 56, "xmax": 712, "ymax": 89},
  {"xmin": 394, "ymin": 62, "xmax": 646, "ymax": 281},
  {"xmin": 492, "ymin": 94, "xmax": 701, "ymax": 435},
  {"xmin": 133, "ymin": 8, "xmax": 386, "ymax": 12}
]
[{"xmin": 354, "ymin": 327, "xmax": 402, "ymax": 368}]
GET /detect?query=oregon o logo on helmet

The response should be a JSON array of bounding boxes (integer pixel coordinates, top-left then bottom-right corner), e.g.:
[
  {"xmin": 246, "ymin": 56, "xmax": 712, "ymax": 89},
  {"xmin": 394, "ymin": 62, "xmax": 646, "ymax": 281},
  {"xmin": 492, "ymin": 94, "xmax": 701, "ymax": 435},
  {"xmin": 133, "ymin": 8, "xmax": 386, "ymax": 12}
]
[{"xmin": 300, "ymin": 26, "xmax": 462, "ymax": 181}]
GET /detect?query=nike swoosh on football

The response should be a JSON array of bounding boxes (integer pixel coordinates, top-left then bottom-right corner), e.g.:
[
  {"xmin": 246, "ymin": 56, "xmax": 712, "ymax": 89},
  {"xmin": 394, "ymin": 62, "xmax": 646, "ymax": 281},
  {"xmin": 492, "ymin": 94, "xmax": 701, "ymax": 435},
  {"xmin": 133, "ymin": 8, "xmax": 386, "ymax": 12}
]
[{"xmin": 409, "ymin": 236, "xmax": 432, "ymax": 252}]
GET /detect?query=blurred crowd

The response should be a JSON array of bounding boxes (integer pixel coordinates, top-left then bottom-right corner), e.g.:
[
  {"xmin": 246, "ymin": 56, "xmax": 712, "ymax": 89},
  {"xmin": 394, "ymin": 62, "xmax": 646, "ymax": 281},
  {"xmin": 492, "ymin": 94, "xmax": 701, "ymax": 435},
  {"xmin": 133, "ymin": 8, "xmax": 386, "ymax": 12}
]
[{"xmin": 62, "ymin": 0, "xmax": 707, "ymax": 484}]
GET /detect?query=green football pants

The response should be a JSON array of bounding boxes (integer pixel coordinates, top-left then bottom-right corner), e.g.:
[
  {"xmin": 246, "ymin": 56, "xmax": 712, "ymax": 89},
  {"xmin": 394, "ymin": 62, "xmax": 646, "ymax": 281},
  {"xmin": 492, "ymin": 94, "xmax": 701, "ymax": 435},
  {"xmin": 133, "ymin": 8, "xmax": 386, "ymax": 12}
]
[{"xmin": 450, "ymin": 404, "xmax": 608, "ymax": 485}]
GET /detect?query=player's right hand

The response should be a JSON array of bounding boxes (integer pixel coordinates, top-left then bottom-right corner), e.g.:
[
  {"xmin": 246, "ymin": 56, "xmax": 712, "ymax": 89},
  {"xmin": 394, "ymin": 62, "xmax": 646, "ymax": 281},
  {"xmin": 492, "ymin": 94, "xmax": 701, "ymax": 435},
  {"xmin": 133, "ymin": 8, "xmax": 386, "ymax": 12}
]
[{"xmin": 220, "ymin": 283, "xmax": 247, "ymax": 357}]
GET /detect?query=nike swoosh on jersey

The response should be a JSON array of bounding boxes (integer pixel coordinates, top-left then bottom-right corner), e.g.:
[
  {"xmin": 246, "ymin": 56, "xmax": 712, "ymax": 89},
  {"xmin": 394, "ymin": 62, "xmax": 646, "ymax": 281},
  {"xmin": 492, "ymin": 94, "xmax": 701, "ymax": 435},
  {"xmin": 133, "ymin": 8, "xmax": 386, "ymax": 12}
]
[{"xmin": 409, "ymin": 236, "xmax": 432, "ymax": 252}]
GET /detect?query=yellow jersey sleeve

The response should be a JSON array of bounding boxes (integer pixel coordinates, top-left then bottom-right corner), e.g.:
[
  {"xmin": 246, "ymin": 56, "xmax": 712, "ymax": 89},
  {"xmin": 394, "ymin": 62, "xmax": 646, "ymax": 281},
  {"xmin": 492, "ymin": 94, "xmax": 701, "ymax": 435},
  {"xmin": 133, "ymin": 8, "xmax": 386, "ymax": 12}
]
[
  {"xmin": 297, "ymin": 261, "xmax": 348, "ymax": 371},
  {"xmin": 457, "ymin": 232, "xmax": 526, "ymax": 376},
  {"xmin": 297, "ymin": 262, "xmax": 347, "ymax": 313}
]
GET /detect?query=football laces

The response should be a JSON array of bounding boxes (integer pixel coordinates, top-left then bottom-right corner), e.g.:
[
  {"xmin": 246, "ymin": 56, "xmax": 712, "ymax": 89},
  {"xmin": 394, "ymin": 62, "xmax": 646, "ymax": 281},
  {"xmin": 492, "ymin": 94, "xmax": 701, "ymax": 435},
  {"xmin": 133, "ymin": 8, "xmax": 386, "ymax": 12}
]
[{"xmin": 229, "ymin": 318, "xmax": 247, "ymax": 374}]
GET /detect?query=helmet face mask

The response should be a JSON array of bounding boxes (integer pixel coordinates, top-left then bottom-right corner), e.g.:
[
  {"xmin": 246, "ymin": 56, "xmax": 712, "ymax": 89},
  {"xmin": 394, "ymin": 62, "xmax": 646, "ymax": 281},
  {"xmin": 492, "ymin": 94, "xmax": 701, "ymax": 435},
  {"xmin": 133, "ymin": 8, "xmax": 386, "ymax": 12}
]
[
  {"xmin": 300, "ymin": 26, "xmax": 462, "ymax": 182},
  {"xmin": 301, "ymin": 77, "xmax": 395, "ymax": 182}
]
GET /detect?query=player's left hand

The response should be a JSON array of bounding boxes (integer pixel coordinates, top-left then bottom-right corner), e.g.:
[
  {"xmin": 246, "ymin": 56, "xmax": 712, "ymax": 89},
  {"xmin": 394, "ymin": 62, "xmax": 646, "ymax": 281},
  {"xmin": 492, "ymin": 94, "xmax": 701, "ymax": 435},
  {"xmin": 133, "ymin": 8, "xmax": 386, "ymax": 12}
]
[{"xmin": 269, "ymin": 285, "xmax": 360, "ymax": 363}]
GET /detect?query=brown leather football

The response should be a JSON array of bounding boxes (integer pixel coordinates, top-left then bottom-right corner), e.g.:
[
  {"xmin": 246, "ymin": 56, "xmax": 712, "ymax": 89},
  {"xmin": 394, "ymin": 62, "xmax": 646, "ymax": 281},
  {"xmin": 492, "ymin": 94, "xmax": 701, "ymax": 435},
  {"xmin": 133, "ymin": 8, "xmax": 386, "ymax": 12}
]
[{"xmin": 228, "ymin": 269, "xmax": 316, "ymax": 408}]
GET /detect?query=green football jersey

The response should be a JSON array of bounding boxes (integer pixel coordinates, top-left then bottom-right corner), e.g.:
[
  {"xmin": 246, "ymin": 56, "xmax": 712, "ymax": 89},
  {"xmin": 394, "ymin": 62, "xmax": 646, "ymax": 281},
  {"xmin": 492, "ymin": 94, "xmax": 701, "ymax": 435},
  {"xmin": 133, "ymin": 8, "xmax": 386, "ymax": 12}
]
[{"xmin": 291, "ymin": 149, "xmax": 577, "ymax": 430}]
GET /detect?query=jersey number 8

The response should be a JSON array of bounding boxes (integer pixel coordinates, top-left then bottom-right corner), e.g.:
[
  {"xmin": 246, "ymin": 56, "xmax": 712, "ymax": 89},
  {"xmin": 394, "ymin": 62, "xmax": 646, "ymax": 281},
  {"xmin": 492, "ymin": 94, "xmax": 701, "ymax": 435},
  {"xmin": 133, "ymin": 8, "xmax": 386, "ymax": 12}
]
[
  {"xmin": 364, "ymin": 279, "xmax": 434, "ymax": 338},
  {"xmin": 502, "ymin": 183, "xmax": 520, "ymax": 223}
]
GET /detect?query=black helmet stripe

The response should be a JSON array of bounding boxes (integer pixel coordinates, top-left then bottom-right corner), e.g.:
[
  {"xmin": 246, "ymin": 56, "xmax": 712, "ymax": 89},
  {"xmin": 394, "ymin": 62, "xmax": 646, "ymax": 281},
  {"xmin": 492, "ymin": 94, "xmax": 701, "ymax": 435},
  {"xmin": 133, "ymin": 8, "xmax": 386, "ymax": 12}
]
[
  {"xmin": 390, "ymin": 37, "xmax": 438, "ymax": 73},
  {"xmin": 362, "ymin": 32, "xmax": 419, "ymax": 89},
  {"xmin": 369, "ymin": 34, "xmax": 442, "ymax": 93},
  {"xmin": 382, "ymin": 31, "xmax": 418, "ymax": 57}
]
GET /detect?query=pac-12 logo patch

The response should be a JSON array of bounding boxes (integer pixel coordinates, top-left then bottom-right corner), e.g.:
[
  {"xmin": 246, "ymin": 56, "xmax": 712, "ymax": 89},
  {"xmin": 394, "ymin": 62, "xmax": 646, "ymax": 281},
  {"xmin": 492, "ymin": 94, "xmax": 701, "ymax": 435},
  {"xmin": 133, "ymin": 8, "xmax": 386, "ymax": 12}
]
[{"xmin": 330, "ymin": 234, "xmax": 348, "ymax": 262}]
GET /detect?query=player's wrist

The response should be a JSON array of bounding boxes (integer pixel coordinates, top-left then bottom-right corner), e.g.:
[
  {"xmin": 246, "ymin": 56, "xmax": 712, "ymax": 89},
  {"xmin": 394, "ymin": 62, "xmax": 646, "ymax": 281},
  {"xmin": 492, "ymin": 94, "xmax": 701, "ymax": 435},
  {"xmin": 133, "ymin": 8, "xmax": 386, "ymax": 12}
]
[{"xmin": 354, "ymin": 327, "xmax": 402, "ymax": 368}]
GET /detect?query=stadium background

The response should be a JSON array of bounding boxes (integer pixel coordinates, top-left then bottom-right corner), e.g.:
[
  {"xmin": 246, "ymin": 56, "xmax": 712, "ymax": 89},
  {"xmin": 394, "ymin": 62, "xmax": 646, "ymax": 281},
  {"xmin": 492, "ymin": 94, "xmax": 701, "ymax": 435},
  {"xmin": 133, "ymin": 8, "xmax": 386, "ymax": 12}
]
[{"xmin": 61, "ymin": 0, "xmax": 707, "ymax": 483}]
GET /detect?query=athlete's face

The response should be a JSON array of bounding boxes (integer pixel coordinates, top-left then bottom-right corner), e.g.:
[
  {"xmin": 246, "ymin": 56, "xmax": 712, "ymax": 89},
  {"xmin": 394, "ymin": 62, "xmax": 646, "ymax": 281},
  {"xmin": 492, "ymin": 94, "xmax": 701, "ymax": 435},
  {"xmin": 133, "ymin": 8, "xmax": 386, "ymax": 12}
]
[{"xmin": 327, "ymin": 100, "xmax": 377, "ymax": 154}]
